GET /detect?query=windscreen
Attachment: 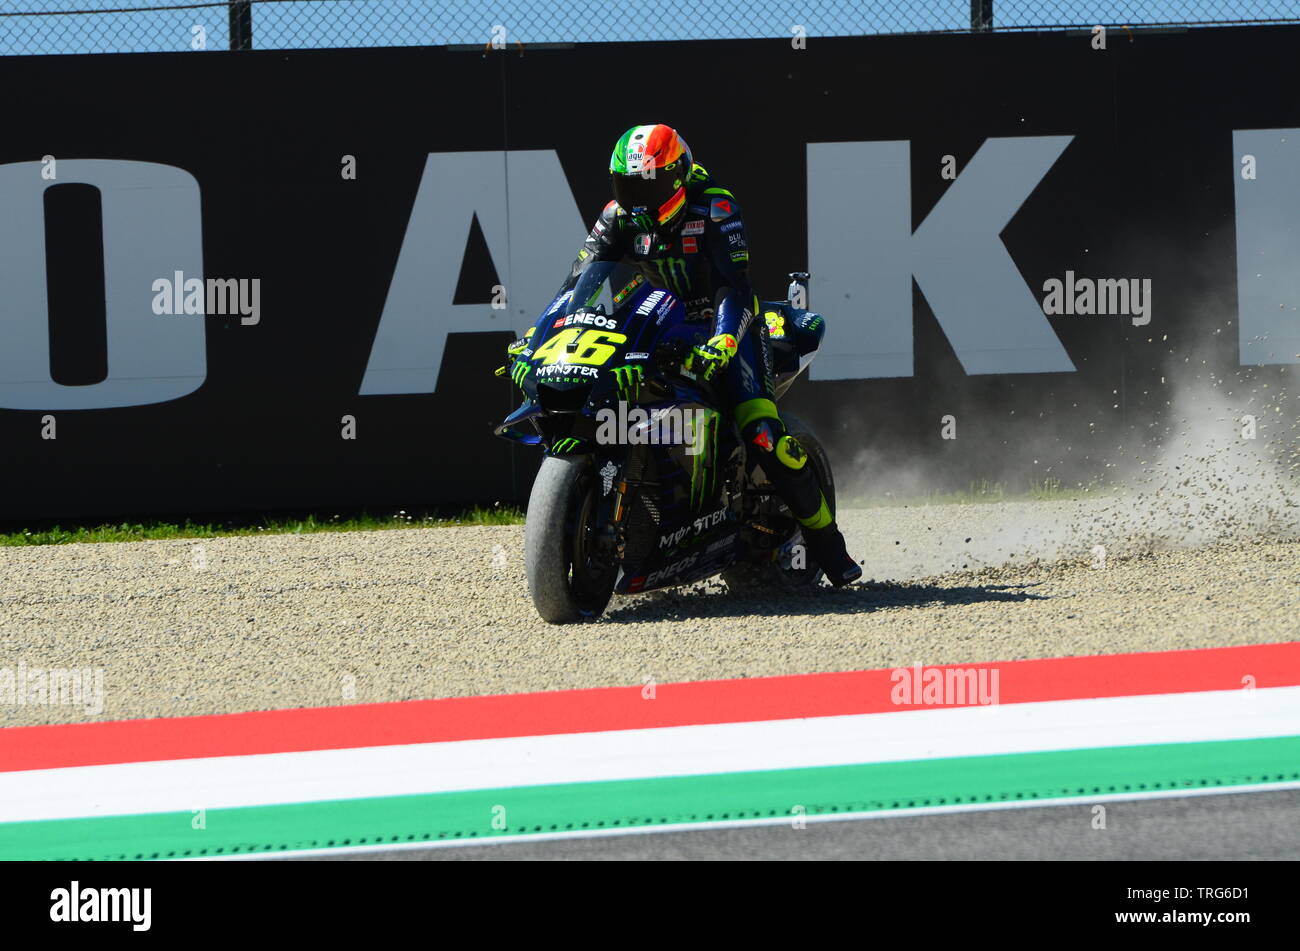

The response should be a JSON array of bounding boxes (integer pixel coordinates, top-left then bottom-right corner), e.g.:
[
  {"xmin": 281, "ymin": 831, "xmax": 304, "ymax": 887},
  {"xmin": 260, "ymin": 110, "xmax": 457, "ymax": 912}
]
[{"xmin": 564, "ymin": 260, "xmax": 619, "ymax": 316}]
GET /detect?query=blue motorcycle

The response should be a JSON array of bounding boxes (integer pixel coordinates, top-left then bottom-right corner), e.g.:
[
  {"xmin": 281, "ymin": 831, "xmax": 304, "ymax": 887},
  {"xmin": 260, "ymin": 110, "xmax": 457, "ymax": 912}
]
[{"xmin": 496, "ymin": 263, "xmax": 838, "ymax": 623}]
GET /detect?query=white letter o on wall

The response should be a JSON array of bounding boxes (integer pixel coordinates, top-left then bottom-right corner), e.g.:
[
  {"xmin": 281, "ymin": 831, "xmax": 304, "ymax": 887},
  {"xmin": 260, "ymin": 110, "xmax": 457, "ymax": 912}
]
[{"xmin": 0, "ymin": 159, "xmax": 206, "ymax": 409}]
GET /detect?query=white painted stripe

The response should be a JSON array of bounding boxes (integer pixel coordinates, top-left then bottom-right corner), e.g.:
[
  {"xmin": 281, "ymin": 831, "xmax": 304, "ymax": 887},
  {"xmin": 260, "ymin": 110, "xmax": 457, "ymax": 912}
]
[
  {"xmin": 213, "ymin": 781, "xmax": 1300, "ymax": 861},
  {"xmin": 1, "ymin": 686, "xmax": 1296, "ymax": 824}
]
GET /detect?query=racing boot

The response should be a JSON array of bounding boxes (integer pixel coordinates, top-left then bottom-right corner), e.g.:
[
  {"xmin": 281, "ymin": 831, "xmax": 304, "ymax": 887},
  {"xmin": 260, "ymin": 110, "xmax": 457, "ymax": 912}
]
[
  {"xmin": 802, "ymin": 520, "xmax": 862, "ymax": 587},
  {"xmin": 740, "ymin": 411, "xmax": 863, "ymax": 587}
]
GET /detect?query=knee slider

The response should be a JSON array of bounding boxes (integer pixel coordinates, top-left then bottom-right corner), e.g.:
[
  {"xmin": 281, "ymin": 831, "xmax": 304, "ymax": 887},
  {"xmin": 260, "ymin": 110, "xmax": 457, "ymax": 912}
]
[{"xmin": 775, "ymin": 434, "xmax": 808, "ymax": 471}]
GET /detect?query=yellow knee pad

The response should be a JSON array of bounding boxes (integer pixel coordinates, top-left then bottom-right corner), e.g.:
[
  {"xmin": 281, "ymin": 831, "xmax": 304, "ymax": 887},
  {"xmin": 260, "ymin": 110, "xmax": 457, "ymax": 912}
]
[{"xmin": 775, "ymin": 434, "xmax": 807, "ymax": 471}]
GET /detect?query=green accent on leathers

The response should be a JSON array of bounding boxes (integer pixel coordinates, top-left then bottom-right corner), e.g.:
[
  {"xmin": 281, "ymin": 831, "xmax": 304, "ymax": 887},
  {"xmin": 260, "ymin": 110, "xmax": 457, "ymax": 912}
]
[
  {"xmin": 734, "ymin": 398, "xmax": 778, "ymax": 432},
  {"xmin": 799, "ymin": 496, "xmax": 833, "ymax": 531}
]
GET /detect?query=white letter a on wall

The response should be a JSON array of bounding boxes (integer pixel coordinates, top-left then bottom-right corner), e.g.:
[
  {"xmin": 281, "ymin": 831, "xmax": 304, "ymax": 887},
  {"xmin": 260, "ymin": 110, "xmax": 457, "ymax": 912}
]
[{"xmin": 360, "ymin": 150, "xmax": 587, "ymax": 394}]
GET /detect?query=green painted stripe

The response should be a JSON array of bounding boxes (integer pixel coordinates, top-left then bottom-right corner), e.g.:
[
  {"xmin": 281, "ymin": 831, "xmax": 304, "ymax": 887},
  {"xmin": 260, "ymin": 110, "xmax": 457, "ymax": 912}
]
[{"xmin": 3, "ymin": 736, "xmax": 1296, "ymax": 860}]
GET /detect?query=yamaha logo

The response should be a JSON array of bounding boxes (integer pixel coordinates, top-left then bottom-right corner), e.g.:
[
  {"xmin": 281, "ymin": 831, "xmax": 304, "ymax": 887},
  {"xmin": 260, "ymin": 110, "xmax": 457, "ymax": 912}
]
[{"xmin": 636, "ymin": 290, "xmax": 668, "ymax": 316}]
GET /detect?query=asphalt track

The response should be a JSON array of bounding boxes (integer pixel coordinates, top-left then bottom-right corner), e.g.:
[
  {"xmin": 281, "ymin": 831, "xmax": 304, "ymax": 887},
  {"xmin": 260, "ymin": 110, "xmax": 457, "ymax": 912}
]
[{"xmin": 287, "ymin": 788, "xmax": 1300, "ymax": 861}]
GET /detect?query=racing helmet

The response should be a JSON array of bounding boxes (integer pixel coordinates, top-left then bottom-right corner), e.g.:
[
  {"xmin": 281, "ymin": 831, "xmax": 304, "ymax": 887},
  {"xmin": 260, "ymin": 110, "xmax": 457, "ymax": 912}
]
[{"xmin": 609, "ymin": 124, "xmax": 693, "ymax": 238}]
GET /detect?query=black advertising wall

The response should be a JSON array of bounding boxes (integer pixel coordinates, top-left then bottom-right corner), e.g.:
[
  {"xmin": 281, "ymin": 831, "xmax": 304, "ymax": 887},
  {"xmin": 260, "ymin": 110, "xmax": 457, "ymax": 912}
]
[{"xmin": 0, "ymin": 26, "xmax": 1296, "ymax": 520}]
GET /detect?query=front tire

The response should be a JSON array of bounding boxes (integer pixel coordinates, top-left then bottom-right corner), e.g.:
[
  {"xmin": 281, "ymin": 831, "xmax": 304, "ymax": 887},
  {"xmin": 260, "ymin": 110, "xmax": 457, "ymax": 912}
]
[{"xmin": 525, "ymin": 456, "xmax": 616, "ymax": 624}]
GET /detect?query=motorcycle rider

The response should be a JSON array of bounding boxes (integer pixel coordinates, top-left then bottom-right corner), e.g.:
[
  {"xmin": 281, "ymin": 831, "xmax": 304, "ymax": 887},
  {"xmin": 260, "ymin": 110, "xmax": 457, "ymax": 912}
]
[{"xmin": 513, "ymin": 124, "xmax": 861, "ymax": 586}]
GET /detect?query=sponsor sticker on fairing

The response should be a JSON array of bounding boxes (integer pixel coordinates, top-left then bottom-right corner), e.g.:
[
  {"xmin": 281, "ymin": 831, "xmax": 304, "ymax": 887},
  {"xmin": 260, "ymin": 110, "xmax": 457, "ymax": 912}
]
[
  {"xmin": 705, "ymin": 533, "xmax": 735, "ymax": 555},
  {"xmin": 682, "ymin": 219, "xmax": 705, "ymax": 235},
  {"xmin": 636, "ymin": 290, "xmax": 668, "ymax": 316},
  {"xmin": 659, "ymin": 527, "xmax": 688, "ymax": 550},
  {"xmin": 764, "ymin": 311, "xmax": 787, "ymax": 338},
  {"xmin": 658, "ymin": 507, "xmax": 728, "ymax": 549},
  {"xmin": 554, "ymin": 312, "xmax": 618, "ymax": 329},
  {"xmin": 535, "ymin": 364, "xmax": 600, "ymax": 378},
  {"xmin": 720, "ymin": 219, "xmax": 743, "ymax": 233},
  {"xmin": 683, "ymin": 297, "xmax": 714, "ymax": 322},
  {"xmin": 643, "ymin": 552, "xmax": 699, "ymax": 586},
  {"xmin": 625, "ymin": 351, "xmax": 650, "ymax": 360}
]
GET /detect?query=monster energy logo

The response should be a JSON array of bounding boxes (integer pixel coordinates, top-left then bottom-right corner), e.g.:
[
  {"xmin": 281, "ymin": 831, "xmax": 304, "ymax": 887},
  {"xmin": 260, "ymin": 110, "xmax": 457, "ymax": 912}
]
[
  {"xmin": 611, "ymin": 364, "xmax": 645, "ymax": 401},
  {"xmin": 552, "ymin": 437, "xmax": 582, "ymax": 454},
  {"xmin": 688, "ymin": 408, "xmax": 720, "ymax": 511},
  {"xmin": 648, "ymin": 256, "xmax": 691, "ymax": 297}
]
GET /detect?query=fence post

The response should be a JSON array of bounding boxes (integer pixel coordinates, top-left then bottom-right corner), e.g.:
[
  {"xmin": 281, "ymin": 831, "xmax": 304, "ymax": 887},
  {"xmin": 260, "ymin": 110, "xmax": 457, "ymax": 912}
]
[
  {"xmin": 229, "ymin": 0, "xmax": 253, "ymax": 50},
  {"xmin": 971, "ymin": 0, "xmax": 993, "ymax": 31}
]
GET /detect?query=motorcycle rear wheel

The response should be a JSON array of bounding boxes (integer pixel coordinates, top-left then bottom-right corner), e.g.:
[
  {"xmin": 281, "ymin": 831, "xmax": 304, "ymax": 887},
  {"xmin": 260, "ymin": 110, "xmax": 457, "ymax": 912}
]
[{"xmin": 525, "ymin": 456, "xmax": 617, "ymax": 623}]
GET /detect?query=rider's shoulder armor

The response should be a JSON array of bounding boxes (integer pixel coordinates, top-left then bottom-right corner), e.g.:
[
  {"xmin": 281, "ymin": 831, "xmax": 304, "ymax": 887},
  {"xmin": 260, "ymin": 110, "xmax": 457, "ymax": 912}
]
[{"xmin": 683, "ymin": 168, "xmax": 743, "ymax": 245}]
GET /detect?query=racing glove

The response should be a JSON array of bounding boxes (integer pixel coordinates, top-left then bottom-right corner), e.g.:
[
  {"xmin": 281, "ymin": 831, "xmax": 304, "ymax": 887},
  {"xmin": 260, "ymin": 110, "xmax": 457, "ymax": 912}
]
[{"xmin": 683, "ymin": 333, "xmax": 738, "ymax": 383}]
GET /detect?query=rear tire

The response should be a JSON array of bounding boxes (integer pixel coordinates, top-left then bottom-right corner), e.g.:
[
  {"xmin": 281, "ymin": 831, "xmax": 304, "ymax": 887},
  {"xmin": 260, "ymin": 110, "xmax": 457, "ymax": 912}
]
[
  {"xmin": 525, "ymin": 456, "xmax": 616, "ymax": 624},
  {"xmin": 722, "ymin": 412, "xmax": 836, "ymax": 593}
]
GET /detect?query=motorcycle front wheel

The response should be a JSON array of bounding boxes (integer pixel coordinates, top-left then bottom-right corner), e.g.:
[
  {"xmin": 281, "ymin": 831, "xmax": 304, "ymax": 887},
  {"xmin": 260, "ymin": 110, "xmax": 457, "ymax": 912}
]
[{"xmin": 524, "ymin": 456, "xmax": 617, "ymax": 624}]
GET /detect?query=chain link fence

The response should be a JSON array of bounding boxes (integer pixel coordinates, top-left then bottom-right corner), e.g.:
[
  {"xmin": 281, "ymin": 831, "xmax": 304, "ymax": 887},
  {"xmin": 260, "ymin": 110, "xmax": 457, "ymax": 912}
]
[{"xmin": 3, "ymin": 0, "xmax": 1298, "ymax": 56}]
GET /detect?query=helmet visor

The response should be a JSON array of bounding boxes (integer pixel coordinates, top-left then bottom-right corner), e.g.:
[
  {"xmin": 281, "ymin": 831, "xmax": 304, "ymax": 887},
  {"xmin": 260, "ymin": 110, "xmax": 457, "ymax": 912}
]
[{"xmin": 611, "ymin": 172, "xmax": 686, "ymax": 227}]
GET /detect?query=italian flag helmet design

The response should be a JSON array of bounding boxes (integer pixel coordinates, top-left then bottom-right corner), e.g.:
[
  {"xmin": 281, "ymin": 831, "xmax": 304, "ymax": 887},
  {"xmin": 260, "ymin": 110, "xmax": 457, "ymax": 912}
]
[{"xmin": 609, "ymin": 124, "xmax": 693, "ymax": 232}]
